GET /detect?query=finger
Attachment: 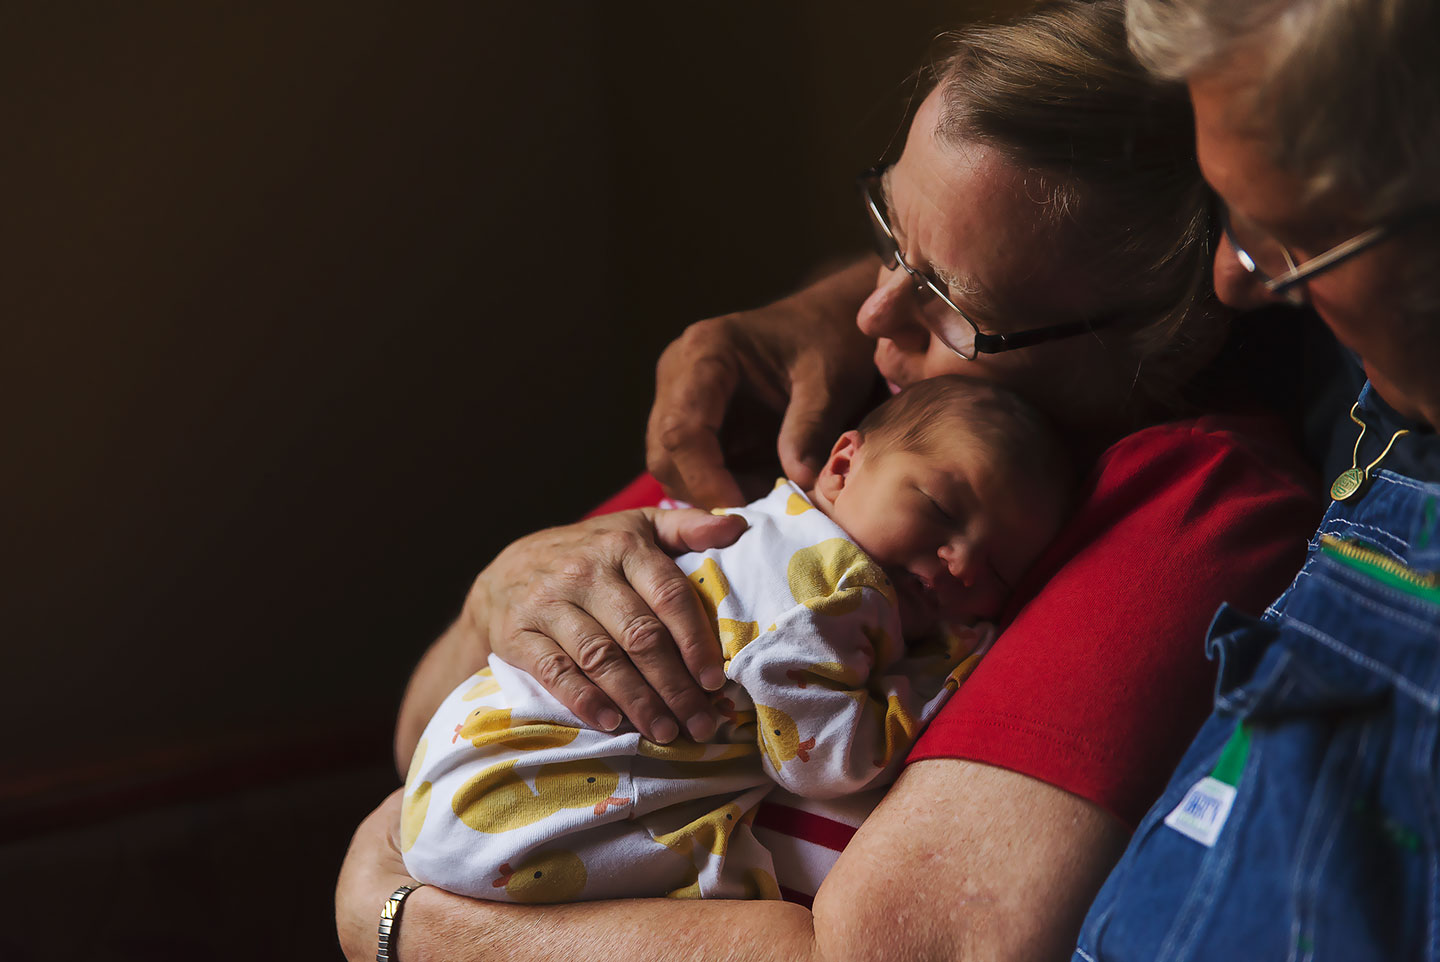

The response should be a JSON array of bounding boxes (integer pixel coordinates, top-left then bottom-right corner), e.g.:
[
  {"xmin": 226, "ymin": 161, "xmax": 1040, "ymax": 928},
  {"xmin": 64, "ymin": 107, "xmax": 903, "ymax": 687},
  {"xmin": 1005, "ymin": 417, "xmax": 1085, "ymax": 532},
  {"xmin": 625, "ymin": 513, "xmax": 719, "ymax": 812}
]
[
  {"xmin": 507, "ymin": 626, "xmax": 630, "ymax": 736},
  {"xmin": 651, "ymin": 424, "xmax": 746, "ymax": 509},
  {"xmin": 577, "ymin": 572, "xmax": 714, "ymax": 743},
  {"xmin": 776, "ymin": 366, "xmax": 851, "ymax": 488},
  {"xmin": 652, "ymin": 507, "xmax": 749, "ymax": 554},
  {"xmin": 649, "ymin": 348, "xmax": 747, "ymax": 508},
  {"xmin": 543, "ymin": 602, "xmax": 690, "ymax": 743},
  {"xmin": 652, "ymin": 507, "xmax": 747, "ymax": 713},
  {"xmin": 614, "ymin": 541, "xmax": 726, "ymax": 740}
]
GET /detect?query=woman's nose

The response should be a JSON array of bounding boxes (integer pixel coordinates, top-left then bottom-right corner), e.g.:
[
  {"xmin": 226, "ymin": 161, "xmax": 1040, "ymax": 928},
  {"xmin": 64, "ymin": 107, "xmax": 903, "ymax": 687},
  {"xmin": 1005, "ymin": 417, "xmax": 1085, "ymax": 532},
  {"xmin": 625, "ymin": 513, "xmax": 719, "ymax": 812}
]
[
  {"xmin": 1212, "ymin": 234, "xmax": 1293, "ymax": 310},
  {"xmin": 856, "ymin": 269, "xmax": 930, "ymax": 352}
]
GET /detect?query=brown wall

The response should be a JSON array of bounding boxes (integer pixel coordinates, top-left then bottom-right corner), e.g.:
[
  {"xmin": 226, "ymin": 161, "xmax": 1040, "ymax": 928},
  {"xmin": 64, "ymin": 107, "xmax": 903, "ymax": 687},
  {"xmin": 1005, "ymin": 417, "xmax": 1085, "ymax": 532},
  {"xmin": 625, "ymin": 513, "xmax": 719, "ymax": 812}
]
[{"xmin": 2, "ymin": 2, "xmax": 1014, "ymax": 957}]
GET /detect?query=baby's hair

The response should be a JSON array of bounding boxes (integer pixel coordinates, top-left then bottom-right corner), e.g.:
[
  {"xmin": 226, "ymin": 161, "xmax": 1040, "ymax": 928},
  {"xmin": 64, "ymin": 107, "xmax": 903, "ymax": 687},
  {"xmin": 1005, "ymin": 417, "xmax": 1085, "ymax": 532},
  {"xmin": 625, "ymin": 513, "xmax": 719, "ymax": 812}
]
[{"xmin": 857, "ymin": 375, "xmax": 1074, "ymax": 501}]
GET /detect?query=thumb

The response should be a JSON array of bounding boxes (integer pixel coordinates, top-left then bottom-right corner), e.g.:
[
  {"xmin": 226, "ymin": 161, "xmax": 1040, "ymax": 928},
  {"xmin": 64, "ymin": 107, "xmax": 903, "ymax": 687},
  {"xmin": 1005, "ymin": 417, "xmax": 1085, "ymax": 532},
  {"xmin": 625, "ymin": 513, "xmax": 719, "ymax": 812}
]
[
  {"xmin": 653, "ymin": 508, "xmax": 750, "ymax": 555},
  {"xmin": 777, "ymin": 374, "xmax": 847, "ymax": 488}
]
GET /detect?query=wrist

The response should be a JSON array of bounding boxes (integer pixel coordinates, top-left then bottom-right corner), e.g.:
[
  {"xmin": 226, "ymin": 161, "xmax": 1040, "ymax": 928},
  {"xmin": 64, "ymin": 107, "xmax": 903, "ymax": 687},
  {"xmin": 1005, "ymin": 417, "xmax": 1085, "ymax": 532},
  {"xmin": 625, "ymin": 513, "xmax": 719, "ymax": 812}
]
[
  {"xmin": 393, "ymin": 885, "xmax": 502, "ymax": 962},
  {"xmin": 389, "ymin": 884, "xmax": 434, "ymax": 962},
  {"xmin": 782, "ymin": 256, "xmax": 878, "ymax": 325}
]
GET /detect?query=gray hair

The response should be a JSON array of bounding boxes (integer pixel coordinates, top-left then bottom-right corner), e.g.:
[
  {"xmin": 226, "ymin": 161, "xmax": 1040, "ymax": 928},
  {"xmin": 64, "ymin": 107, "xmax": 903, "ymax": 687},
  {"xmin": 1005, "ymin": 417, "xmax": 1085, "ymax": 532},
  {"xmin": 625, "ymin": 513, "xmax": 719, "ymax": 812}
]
[
  {"xmin": 1127, "ymin": 0, "xmax": 1440, "ymax": 220},
  {"xmin": 933, "ymin": 0, "xmax": 1226, "ymax": 412}
]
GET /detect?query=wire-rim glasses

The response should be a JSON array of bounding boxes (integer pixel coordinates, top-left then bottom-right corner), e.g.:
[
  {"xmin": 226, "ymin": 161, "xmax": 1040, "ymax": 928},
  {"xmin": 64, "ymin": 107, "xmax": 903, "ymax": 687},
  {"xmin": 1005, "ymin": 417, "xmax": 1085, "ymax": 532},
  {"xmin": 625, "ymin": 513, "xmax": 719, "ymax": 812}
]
[
  {"xmin": 858, "ymin": 163, "xmax": 1115, "ymax": 360},
  {"xmin": 1219, "ymin": 204, "xmax": 1407, "ymax": 306}
]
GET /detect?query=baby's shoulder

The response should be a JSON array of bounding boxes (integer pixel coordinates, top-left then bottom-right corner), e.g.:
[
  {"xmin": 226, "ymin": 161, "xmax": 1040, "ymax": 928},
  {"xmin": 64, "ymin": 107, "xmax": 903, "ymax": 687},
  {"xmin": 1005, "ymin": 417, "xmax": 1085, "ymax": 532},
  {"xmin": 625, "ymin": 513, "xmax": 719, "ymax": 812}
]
[{"xmin": 674, "ymin": 479, "xmax": 887, "ymax": 622}]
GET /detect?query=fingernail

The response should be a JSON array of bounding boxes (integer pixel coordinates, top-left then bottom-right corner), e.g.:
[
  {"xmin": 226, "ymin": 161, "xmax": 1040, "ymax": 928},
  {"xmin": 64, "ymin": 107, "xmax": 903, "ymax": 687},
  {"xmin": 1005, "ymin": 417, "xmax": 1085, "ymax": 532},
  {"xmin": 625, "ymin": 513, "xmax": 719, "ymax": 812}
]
[
  {"xmin": 598, "ymin": 709, "xmax": 622, "ymax": 732},
  {"xmin": 700, "ymin": 666, "xmax": 726, "ymax": 691},
  {"xmin": 651, "ymin": 718, "xmax": 679, "ymax": 743},
  {"xmin": 686, "ymin": 712, "xmax": 717, "ymax": 742}
]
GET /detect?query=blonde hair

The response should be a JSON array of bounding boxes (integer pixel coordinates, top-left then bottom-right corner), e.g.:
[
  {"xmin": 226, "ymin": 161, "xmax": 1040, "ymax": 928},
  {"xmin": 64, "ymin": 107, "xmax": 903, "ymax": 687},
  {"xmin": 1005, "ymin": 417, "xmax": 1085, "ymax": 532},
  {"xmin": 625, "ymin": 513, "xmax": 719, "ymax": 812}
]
[
  {"xmin": 933, "ymin": 0, "xmax": 1226, "ymax": 411},
  {"xmin": 1127, "ymin": 0, "xmax": 1440, "ymax": 221}
]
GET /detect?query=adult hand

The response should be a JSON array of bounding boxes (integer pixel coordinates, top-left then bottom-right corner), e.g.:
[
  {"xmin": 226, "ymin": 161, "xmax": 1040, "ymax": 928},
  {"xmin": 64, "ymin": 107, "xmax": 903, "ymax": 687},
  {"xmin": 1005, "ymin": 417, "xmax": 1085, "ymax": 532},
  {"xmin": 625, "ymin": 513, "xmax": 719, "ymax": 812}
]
[
  {"xmin": 474, "ymin": 506, "xmax": 748, "ymax": 743},
  {"xmin": 647, "ymin": 258, "xmax": 882, "ymax": 508},
  {"xmin": 335, "ymin": 790, "xmax": 416, "ymax": 962}
]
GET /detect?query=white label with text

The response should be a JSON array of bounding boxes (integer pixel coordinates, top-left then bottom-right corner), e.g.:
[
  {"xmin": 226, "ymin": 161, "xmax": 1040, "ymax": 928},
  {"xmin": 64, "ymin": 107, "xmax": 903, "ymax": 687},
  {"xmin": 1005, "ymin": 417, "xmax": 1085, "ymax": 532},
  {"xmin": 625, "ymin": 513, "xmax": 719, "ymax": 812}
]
[{"xmin": 1163, "ymin": 776, "xmax": 1237, "ymax": 848}]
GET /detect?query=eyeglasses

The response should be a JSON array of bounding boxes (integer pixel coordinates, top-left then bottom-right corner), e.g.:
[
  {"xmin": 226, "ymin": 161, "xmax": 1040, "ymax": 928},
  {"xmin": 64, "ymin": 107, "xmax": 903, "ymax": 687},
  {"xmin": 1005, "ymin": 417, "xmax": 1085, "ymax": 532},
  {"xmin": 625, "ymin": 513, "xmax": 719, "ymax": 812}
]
[
  {"xmin": 1220, "ymin": 204, "xmax": 1404, "ymax": 306},
  {"xmin": 858, "ymin": 164, "xmax": 1115, "ymax": 360}
]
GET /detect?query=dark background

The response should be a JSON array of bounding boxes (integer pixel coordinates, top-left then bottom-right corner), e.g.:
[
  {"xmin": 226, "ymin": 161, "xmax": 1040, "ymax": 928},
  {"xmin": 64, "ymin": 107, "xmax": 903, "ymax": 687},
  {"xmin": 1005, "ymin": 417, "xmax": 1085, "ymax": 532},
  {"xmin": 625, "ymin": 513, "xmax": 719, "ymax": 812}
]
[{"xmin": 1, "ymin": 2, "xmax": 1017, "ymax": 958}]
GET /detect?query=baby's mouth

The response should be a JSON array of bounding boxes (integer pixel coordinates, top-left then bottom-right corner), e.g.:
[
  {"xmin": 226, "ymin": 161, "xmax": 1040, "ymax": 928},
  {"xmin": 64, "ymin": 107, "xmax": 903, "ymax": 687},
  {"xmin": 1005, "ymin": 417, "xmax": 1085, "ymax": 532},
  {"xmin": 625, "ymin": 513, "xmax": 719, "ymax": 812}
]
[{"xmin": 892, "ymin": 571, "xmax": 939, "ymax": 626}]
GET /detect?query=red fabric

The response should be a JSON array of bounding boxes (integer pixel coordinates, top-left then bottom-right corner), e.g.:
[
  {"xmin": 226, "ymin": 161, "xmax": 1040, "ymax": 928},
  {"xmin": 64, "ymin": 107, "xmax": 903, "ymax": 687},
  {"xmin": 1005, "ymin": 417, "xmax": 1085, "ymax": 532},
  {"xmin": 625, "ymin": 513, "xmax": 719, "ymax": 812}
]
[
  {"xmin": 583, "ymin": 473, "xmax": 668, "ymax": 518},
  {"xmin": 909, "ymin": 415, "xmax": 1319, "ymax": 827},
  {"xmin": 753, "ymin": 803, "xmax": 860, "ymax": 853},
  {"xmin": 586, "ymin": 414, "xmax": 1319, "ymax": 830}
]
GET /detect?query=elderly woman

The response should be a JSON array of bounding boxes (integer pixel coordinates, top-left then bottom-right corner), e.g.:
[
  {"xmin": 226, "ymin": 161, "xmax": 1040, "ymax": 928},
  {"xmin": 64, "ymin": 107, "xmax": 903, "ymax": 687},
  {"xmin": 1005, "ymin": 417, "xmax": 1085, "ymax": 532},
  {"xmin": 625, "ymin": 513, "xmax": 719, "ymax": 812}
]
[{"xmin": 337, "ymin": 2, "xmax": 1318, "ymax": 959}]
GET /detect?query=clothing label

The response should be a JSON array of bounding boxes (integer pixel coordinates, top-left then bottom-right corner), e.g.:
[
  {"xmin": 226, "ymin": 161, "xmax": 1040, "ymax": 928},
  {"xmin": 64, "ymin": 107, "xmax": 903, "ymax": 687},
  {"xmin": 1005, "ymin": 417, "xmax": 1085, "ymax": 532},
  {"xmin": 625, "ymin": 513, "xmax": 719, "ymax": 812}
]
[{"xmin": 1163, "ymin": 776, "xmax": 1237, "ymax": 848}]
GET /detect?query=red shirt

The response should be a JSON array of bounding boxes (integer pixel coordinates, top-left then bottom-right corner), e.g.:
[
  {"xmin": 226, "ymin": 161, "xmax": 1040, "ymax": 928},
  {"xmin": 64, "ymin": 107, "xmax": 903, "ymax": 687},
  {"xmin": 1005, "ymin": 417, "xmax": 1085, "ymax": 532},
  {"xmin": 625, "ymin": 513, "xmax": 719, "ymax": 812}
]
[
  {"xmin": 909, "ymin": 415, "xmax": 1318, "ymax": 826},
  {"xmin": 589, "ymin": 415, "xmax": 1319, "ymax": 829}
]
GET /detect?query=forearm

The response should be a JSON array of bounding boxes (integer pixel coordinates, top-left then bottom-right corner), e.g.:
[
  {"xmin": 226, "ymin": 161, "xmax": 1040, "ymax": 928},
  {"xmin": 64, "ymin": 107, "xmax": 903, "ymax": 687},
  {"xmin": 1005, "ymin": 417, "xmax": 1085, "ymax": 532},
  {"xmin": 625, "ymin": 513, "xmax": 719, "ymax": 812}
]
[
  {"xmin": 781, "ymin": 256, "xmax": 878, "ymax": 335},
  {"xmin": 340, "ymin": 758, "xmax": 1123, "ymax": 962},
  {"xmin": 394, "ymin": 889, "xmax": 819, "ymax": 962},
  {"xmin": 394, "ymin": 593, "xmax": 492, "ymax": 775}
]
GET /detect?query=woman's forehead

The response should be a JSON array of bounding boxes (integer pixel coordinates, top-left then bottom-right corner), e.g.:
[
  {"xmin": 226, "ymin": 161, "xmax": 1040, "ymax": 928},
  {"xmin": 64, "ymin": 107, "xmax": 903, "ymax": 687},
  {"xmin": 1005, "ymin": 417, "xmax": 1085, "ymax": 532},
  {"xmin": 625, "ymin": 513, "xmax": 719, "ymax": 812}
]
[{"xmin": 890, "ymin": 121, "xmax": 1101, "ymax": 326}]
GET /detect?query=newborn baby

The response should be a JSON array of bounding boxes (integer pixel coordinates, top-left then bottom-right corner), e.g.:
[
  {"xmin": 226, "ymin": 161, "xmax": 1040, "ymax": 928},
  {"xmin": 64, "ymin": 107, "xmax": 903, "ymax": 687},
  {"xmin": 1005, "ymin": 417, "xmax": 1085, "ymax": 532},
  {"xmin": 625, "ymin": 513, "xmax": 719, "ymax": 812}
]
[{"xmin": 400, "ymin": 374, "xmax": 1072, "ymax": 902}]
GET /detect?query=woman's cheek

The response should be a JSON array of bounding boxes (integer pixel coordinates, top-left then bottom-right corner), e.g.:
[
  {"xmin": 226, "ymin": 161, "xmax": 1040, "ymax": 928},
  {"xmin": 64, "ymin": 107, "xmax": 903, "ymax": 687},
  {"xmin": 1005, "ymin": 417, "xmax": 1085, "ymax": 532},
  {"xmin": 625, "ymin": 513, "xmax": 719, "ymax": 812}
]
[{"xmin": 921, "ymin": 338, "xmax": 973, "ymax": 379}]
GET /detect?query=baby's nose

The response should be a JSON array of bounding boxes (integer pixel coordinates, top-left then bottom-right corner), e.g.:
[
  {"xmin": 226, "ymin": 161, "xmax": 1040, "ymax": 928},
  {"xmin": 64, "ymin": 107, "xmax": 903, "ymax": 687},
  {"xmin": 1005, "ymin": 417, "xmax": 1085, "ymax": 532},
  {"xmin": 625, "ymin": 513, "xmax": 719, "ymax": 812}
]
[{"xmin": 938, "ymin": 542, "xmax": 981, "ymax": 587}]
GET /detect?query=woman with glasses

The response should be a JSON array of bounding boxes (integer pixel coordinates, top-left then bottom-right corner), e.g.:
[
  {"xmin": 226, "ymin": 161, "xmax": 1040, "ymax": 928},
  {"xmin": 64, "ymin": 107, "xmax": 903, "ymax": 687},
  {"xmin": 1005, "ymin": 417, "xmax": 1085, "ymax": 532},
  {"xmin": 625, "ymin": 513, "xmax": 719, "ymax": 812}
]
[{"xmin": 337, "ymin": 3, "xmax": 1321, "ymax": 959}]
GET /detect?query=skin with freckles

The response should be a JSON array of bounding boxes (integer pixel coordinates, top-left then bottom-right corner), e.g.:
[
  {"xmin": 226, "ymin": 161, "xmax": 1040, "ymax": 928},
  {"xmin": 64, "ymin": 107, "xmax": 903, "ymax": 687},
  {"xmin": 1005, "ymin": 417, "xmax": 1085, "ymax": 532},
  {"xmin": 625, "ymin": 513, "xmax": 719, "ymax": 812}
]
[{"xmin": 856, "ymin": 88, "xmax": 1143, "ymax": 452}]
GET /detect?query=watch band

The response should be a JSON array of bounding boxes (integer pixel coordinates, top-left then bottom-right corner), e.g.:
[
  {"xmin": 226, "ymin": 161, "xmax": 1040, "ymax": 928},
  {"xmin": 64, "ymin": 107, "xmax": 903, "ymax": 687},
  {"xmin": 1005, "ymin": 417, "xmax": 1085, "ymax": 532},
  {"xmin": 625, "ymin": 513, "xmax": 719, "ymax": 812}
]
[{"xmin": 376, "ymin": 883, "xmax": 425, "ymax": 962}]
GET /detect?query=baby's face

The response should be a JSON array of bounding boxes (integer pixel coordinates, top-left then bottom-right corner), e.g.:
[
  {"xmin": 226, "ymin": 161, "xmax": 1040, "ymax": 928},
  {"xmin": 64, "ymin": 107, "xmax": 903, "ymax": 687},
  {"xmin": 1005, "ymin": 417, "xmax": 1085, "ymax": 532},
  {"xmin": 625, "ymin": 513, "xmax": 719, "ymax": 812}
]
[{"xmin": 815, "ymin": 431, "xmax": 1062, "ymax": 636}]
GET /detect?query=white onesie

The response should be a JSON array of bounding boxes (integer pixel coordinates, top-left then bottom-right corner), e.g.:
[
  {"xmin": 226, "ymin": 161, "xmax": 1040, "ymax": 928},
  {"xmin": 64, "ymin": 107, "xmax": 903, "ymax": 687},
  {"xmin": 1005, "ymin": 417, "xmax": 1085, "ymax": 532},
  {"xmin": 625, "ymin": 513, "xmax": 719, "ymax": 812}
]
[{"xmin": 400, "ymin": 480, "xmax": 983, "ymax": 902}]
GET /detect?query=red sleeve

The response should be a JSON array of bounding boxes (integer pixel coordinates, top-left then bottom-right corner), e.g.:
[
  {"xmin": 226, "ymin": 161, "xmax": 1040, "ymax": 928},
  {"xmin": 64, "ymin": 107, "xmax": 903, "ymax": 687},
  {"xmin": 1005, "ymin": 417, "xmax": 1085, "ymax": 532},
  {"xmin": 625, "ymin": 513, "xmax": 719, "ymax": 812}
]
[
  {"xmin": 582, "ymin": 472, "xmax": 667, "ymax": 518},
  {"xmin": 907, "ymin": 415, "xmax": 1321, "ymax": 828}
]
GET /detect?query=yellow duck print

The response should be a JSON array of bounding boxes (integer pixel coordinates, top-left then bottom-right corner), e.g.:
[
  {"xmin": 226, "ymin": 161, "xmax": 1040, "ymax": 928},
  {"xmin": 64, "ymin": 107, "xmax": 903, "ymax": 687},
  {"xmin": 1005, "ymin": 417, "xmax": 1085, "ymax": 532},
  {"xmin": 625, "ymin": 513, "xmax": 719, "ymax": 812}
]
[
  {"xmin": 688, "ymin": 558, "xmax": 760, "ymax": 657},
  {"xmin": 452, "ymin": 759, "xmax": 629, "ymax": 833},
  {"xmin": 688, "ymin": 557, "xmax": 731, "ymax": 621},
  {"xmin": 870, "ymin": 693, "xmax": 921, "ymax": 769},
  {"xmin": 945, "ymin": 652, "xmax": 984, "ymax": 691},
  {"xmin": 400, "ymin": 738, "xmax": 431, "ymax": 853},
  {"xmin": 460, "ymin": 667, "xmax": 501, "ymax": 701},
  {"xmin": 491, "ymin": 849, "xmax": 588, "ymax": 903},
  {"xmin": 743, "ymin": 866, "xmax": 781, "ymax": 900},
  {"xmin": 665, "ymin": 865, "xmax": 703, "ymax": 900},
  {"xmin": 651, "ymin": 801, "xmax": 747, "ymax": 859},
  {"xmin": 453, "ymin": 707, "xmax": 580, "ymax": 752},
  {"xmin": 755, "ymin": 703, "xmax": 814, "ymax": 770},
  {"xmin": 718, "ymin": 618, "xmax": 761, "ymax": 659},
  {"xmin": 787, "ymin": 539, "xmax": 897, "ymax": 616}
]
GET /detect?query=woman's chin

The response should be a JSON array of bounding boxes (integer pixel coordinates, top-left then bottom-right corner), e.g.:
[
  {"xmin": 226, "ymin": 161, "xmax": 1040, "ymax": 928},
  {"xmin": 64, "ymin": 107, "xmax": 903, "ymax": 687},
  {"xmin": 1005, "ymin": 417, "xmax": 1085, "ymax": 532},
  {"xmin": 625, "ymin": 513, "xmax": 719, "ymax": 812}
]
[{"xmin": 871, "ymin": 356, "xmax": 912, "ymax": 395}]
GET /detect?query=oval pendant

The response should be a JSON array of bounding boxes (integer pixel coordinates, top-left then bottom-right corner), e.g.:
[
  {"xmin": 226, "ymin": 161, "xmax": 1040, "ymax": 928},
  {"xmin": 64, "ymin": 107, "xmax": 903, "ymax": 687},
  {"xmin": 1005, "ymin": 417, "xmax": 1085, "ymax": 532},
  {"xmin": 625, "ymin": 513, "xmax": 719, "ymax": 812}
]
[{"xmin": 1331, "ymin": 467, "xmax": 1366, "ymax": 501}]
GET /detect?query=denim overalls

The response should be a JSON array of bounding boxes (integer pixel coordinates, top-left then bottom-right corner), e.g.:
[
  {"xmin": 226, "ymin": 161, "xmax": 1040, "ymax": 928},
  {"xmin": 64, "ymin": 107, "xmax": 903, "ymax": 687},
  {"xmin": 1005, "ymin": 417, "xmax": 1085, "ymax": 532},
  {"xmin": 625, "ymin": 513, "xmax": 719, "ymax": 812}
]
[{"xmin": 1075, "ymin": 384, "xmax": 1440, "ymax": 962}]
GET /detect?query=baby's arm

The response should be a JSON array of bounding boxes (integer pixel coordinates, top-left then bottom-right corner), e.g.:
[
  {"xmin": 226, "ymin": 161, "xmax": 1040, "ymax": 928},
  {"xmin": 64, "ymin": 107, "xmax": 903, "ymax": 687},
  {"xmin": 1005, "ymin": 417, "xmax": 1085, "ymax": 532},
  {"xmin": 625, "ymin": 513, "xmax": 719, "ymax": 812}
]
[{"xmin": 725, "ymin": 590, "xmax": 965, "ymax": 798}]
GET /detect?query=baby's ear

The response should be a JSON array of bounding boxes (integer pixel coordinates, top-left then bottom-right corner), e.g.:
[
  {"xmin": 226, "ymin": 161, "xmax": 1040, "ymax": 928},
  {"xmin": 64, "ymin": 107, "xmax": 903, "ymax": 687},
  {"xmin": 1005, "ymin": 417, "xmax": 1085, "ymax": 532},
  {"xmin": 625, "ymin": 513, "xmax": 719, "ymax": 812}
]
[{"xmin": 815, "ymin": 430, "xmax": 863, "ymax": 497}]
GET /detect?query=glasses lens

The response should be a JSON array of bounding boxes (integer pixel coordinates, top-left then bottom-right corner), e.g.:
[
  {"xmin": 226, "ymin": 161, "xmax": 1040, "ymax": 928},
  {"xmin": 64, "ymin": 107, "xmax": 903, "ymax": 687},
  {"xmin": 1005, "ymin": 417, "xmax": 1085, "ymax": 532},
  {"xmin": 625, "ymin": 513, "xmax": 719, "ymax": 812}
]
[
  {"xmin": 1223, "ymin": 207, "xmax": 1294, "ymax": 282},
  {"xmin": 929, "ymin": 314, "xmax": 978, "ymax": 360},
  {"xmin": 862, "ymin": 186, "xmax": 899, "ymax": 266}
]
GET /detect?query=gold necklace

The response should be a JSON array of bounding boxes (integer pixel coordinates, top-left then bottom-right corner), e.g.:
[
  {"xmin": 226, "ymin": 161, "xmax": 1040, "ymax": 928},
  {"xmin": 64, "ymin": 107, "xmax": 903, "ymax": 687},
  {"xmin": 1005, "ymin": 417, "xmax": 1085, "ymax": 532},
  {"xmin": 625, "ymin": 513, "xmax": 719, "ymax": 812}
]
[{"xmin": 1331, "ymin": 401, "xmax": 1411, "ymax": 501}]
